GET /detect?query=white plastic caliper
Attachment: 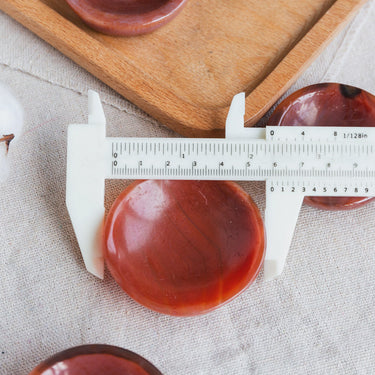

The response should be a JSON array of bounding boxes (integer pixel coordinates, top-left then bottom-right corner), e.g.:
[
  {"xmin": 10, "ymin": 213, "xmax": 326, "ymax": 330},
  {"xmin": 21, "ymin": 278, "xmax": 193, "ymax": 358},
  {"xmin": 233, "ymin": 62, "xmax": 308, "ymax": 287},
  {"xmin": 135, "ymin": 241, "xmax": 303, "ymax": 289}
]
[{"xmin": 66, "ymin": 91, "xmax": 375, "ymax": 280}]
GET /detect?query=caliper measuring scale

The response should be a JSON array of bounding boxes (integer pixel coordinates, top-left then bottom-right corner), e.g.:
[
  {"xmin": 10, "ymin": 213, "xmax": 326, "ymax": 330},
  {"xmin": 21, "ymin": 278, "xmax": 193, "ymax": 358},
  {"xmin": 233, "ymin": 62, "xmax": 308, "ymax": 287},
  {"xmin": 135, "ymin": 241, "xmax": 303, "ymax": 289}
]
[{"xmin": 66, "ymin": 91, "xmax": 375, "ymax": 281}]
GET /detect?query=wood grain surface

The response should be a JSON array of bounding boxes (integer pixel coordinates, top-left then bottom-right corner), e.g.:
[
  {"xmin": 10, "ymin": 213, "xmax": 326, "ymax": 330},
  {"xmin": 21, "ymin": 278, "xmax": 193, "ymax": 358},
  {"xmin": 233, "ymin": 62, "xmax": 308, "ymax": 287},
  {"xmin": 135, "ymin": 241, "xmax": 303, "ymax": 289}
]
[{"xmin": 0, "ymin": 0, "xmax": 367, "ymax": 137}]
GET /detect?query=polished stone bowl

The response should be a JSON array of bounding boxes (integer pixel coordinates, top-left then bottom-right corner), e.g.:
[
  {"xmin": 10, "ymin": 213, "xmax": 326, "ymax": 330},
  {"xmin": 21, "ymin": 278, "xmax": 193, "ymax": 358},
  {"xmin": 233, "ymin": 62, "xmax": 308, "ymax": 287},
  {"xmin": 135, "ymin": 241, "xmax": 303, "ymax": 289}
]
[
  {"xmin": 103, "ymin": 180, "xmax": 265, "ymax": 316},
  {"xmin": 29, "ymin": 344, "xmax": 163, "ymax": 375},
  {"xmin": 65, "ymin": 0, "xmax": 188, "ymax": 36},
  {"xmin": 269, "ymin": 83, "xmax": 375, "ymax": 210}
]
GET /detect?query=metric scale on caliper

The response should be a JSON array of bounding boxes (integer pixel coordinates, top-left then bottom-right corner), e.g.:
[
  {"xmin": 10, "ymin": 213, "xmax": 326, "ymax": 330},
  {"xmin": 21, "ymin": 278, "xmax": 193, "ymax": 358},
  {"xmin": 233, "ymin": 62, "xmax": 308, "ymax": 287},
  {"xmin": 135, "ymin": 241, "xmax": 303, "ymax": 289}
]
[{"xmin": 66, "ymin": 91, "xmax": 375, "ymax": 281}]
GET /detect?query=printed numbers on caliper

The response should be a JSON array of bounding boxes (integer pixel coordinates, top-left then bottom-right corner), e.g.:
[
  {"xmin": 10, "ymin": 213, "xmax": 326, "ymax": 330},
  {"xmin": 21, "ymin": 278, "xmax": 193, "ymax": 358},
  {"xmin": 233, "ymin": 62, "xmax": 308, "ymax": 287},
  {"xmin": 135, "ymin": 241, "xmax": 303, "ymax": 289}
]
[{"xmin": 269, "ymin": 184, "xmax": 371, "ymax": 195}]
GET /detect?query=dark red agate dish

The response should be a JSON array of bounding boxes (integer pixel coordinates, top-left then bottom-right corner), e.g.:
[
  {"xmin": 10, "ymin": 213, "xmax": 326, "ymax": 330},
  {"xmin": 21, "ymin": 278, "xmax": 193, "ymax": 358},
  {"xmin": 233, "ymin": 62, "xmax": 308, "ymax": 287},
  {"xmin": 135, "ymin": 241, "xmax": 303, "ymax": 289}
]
[
  {"xmin": 65, "ymin": 0, "xmax": 188, "ymax": 36},
  {"xmin": 103, "ymin": 180, "xmax": 265, "ymax": 316},
  {"xmin": 269, "ymin": 83, "xmax": 375, "ymax": 210},
  {"xmin": 29, "ymin": 345, "xmax": 162, "ymax": 375}
]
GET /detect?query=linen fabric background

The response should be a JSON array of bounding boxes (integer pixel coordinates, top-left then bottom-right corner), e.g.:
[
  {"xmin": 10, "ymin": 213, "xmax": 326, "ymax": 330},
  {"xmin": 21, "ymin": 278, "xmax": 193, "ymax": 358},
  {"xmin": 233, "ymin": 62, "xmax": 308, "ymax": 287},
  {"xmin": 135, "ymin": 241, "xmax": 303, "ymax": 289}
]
[{"xmin": 1, "ymin": 1, "xmax": 375, "ymax": 374}]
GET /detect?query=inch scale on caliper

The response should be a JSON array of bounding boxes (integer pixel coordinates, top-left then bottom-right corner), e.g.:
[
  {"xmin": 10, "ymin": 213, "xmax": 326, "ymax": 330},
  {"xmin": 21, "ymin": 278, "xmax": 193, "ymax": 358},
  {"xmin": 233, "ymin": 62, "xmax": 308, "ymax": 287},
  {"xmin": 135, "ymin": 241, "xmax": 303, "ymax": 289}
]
[
  {"xmin": 109, "ymin": 138, "xmax": 375, "ymax": 181},
  {"xmin": 66, "ymin": 91, "xmax": 375, "ymax": 281}
]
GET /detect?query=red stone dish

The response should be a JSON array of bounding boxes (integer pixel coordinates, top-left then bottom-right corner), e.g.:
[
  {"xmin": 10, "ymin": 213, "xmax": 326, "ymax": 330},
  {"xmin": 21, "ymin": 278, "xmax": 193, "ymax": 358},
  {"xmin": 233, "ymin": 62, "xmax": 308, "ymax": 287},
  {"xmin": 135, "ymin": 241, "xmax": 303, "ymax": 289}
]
[
  {"xmin": 29, "ymin": 345, "xmax": 162, "ymax": 375},
  {"xmin": 65, "ymin": 0, "xmax": 188, "ymax": 36},
  {"xmin": 103, "ymin": 180, "xmax": 265, "ymax": 316},
  {"xmin": 269, "ymin": 83, "xmax": 375, "ymax": 210}
]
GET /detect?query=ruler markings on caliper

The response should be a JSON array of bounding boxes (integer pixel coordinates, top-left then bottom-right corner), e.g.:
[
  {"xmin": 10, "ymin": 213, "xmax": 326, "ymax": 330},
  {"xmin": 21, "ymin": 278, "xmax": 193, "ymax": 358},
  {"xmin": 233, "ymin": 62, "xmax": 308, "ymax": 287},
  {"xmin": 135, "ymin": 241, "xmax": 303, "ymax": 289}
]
[{"xmin": 105, "ymin": 138, "xmax": 375, "ymax": 187}]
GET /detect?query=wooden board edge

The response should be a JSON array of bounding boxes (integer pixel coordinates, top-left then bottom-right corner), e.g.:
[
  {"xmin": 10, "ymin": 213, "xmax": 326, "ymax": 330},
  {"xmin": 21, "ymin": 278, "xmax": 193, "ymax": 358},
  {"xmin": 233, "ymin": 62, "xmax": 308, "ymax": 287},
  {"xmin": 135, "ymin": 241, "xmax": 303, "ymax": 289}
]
[{"xmin": 243, "ymin": 0, "xmax": 368, "ymax": 126}]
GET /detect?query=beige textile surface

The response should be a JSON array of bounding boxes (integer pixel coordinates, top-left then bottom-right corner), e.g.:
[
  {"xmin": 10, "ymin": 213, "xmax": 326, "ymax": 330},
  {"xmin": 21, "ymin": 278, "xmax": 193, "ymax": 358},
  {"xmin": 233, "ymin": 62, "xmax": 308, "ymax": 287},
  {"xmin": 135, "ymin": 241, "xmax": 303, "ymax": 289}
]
[{"xmin": 1, "ymin": 1, "xmax": 375, "ymax": 374}]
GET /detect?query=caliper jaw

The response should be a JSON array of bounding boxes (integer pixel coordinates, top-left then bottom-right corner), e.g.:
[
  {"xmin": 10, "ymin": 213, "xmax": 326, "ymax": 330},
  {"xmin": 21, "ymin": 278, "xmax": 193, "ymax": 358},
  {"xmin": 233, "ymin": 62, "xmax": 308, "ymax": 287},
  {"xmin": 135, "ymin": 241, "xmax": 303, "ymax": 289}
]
[
  {"xmin": 263, "ymin": 185, "xmax": 303, "ymax": 280},
  {"xmin": 226, "ymin": 93, "xmax": 303, "ymax": 281},
  {"xmin": 66, "ymin": 91, "xmax": 106, "ymax": 279}
]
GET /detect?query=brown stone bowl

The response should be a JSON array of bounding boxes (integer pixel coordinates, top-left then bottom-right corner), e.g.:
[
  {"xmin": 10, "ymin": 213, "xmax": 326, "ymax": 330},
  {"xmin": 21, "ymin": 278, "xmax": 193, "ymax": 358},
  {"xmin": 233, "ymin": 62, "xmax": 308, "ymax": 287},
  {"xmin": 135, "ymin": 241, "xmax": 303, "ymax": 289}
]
[
  {"xmin": 65, "ymin": 0, "xmax": 188, "ymax": 36},
  {"xmin": 269, "ymin": 83, "xmax": 375, "ymax": 210},
  {"xmin": 103, "ymin": 180, "xmax": 265, "ymax": 316},
  {"xmin": 29, "ymin": 344, "xmax": 163, "ymax": 375}
]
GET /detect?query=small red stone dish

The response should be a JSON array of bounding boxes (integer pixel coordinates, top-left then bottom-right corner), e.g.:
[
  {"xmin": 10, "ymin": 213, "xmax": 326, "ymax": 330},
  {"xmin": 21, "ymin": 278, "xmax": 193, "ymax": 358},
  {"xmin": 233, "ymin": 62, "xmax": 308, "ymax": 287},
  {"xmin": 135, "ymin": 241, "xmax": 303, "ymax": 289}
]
[
  {"xmin": 269, "ymin": 83, "xmax": 375, "ymax": 210},
  {"xmin": 65, "ymin": 0, "xmax": 188, "ymax": 36},
  {"xmin": 103, "ymin": 180, "xmax": 265, "ymax": 316},
  {"xmin": 29, "ymin": 344, "xmax": 162, "ymax": 375}
]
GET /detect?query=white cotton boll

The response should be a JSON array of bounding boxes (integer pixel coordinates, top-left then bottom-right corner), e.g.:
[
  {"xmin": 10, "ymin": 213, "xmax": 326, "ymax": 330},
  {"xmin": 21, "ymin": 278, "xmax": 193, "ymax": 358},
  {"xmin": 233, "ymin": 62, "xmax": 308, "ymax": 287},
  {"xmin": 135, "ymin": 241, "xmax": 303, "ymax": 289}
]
[{"xmin": 0, "ymin": 83, "xmax": 23, "ymax": 183}]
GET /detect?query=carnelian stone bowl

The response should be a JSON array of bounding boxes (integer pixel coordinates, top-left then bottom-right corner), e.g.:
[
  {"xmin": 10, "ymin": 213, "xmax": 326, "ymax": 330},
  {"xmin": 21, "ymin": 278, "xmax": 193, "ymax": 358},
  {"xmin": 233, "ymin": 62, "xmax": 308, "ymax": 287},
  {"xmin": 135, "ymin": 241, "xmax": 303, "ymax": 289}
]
[
  {"xmin": 269, "ymin": 83, "xmax": 375, "ymax": 210},
  {"xmin": 65, "ymin": 0, "xmax": 188, "ymax": 36},
  {"xmin": 29, "ymin": 345, "xmax": 162, "ymax": 375},
  {"xmin": 103, "ymin": 180, "xmax": 265, "ymax": 316}
]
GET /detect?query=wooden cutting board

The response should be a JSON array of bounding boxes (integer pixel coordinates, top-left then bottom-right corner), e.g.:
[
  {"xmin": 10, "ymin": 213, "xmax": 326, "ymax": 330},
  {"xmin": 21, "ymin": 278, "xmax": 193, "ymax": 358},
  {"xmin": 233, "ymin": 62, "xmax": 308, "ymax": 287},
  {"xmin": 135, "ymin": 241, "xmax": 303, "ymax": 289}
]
[{"xmin": 0, "ymin": 0, "xmax": 367, "ymax": 137}]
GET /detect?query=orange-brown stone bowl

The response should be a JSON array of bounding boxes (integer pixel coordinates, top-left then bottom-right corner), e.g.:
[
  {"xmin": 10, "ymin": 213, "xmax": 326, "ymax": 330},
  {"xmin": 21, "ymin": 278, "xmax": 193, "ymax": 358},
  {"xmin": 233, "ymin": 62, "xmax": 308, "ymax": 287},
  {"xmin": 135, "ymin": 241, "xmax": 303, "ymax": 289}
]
[
  {"xmin": 29, "ymin": 345, "xmax": 163, "ymax": 375},
  {"xmin": 269, "ymin": 83, "xmax": 375, "ymax": 210},
  {"xmin": 103, "ymin": 180, "xmax": 265, "ymax": 316},
  {"xmin": 65, "ymin": 0, "xmax": 188, "ymax": 36}
]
